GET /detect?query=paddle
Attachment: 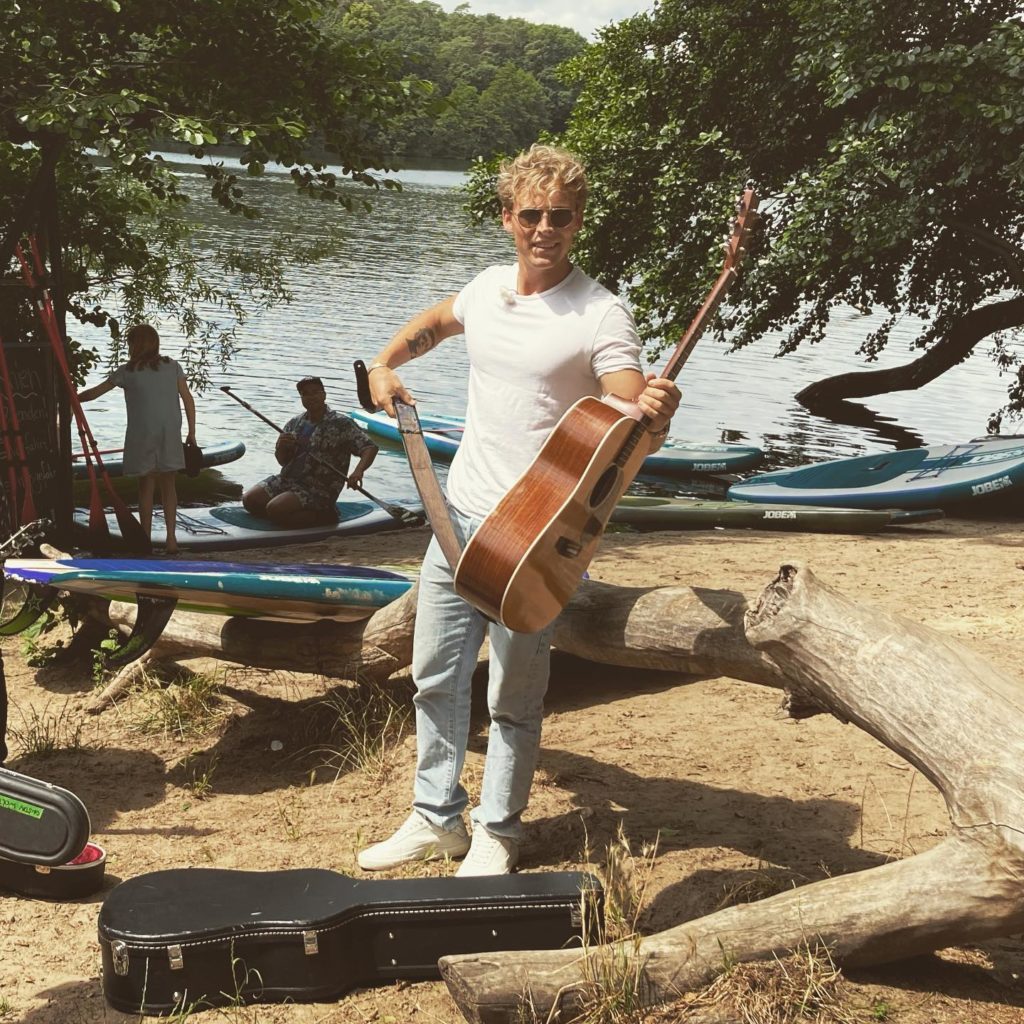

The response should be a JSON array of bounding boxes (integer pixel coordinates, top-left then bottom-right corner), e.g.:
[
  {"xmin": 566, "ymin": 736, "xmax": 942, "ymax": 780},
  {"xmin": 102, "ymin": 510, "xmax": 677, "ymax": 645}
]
[
  {"xmin": 15, "ymin": 238, "xmax": 151, "ymax": 553},
  {"xmin": 218, "ymin": 385, "xmax": 424, "ymax": 527}
]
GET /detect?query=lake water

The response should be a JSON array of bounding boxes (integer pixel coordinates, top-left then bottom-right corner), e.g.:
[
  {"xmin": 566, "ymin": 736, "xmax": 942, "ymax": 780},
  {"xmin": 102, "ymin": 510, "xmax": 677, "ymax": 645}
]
[{"xmin": 74, "ymin": 156, "xmax": 1012, "ymax": 502}]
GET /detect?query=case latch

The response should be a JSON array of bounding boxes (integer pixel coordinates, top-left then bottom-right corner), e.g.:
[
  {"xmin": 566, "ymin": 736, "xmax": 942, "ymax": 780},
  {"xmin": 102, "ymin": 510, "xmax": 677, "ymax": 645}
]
[
  {"xmin": 168, "ymin": 944, "xmax": 184, "ymax": 971},
  {"xmin": 111, "ymin": 940, "xmax": 129, "ymax": 977},
  {"xmin": 303, "ymin": 930, "xmax": 319, "ymax": 956}
]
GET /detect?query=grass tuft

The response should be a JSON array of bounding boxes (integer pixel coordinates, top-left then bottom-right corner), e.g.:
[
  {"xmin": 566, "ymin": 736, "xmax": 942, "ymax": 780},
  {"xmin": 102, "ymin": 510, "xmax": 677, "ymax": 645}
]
[
  {"xmin": 309, "ymin": 680, "xmax": 412, "ymax": 783},
  {"xmin": 693, "ymin": 941, "xmax": 868, "ymax": 1024},
  {"xmin": 129, "ymin": 667, "xmax": 226, "ymax": 740},
  {"xmin": 564, "ymin": 823, "xmax": 661, "ymax": 1024},
  {"xmin": 6, "ymin": 700, "xmax": 83, "ymax": 756},
  {"xmin": 716, "ymin": 860, "xmax": 809, "ymax": 911}
]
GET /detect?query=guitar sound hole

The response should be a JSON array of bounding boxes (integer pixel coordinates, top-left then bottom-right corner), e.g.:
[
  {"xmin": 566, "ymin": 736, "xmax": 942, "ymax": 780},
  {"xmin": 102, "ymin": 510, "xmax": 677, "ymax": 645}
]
[{"xmin": 589, "ymin": 467, "xmax": 619, "ymax": 508}]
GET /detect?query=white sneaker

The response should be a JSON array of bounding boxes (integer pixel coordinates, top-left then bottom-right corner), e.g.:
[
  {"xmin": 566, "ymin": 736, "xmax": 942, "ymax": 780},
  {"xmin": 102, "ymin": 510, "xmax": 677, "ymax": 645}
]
[
  {"xmin": 455, "ymin": 826, "xmax": 519, "ymax": 877},
  {"xmin": 358, "ymin": 812, "xmax": 470, "ymax": 871}
]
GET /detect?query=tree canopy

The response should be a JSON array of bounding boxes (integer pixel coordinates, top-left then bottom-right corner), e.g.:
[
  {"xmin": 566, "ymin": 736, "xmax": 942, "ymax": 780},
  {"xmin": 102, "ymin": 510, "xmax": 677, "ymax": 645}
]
[
  {"xmin": 1, "ymin": 0, "xmax": 430, "ymax": 381},
  {"xmin": 329, "ymin": 0, "xmax": 586, "ymax": 160},
  {"xmin": 470, "ymin": 0, "xmax": 1024, "ymax": 423}
]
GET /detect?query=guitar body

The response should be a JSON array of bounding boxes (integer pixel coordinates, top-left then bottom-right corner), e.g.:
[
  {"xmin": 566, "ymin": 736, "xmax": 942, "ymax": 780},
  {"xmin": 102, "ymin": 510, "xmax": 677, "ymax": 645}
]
[{"xmin": 454, "ymin": 396, "xmax": 651, "ymax": 632}]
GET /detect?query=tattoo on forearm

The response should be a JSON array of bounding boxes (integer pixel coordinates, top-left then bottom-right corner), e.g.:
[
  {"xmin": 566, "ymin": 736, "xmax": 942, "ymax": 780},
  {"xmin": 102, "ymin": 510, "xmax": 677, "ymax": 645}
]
[{"xmin": 406, "ymin": 327, "xmax": 438, "ymax": 357}]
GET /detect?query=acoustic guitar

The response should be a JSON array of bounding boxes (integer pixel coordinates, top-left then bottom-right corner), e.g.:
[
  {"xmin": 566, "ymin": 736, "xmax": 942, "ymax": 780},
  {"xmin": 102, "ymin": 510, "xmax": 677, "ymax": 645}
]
[{"xmin": 453, "ymin": 188, "xmax": 760, "ymax": 633}]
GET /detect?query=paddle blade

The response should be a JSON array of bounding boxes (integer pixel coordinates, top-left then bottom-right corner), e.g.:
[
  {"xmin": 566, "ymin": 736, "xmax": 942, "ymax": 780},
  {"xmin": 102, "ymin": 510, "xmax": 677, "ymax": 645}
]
[
  {"xmin": 86, "ymin": 471, "xmax": 109, "ymax": 539},
  {"xmin": 19, "ymin": 488, "xmax": 36, "ymax": 526},
  {"xmin": 352, "ymin": 484, "xmax": 425, "ymax": 528},
  {"xmin": 110, "ymin": 499, "xmax": 152, "ymax": 554}
]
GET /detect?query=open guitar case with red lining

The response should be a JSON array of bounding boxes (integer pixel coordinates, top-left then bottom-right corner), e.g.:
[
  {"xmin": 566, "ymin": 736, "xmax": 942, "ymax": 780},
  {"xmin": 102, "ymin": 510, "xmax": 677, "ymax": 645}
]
[
  {"xmin": 98, "ymin": 866, "xmax": 603, "ymax": 1015},
  {"xmin": 0, "ymin": 763, "xmax": 106, "ymax": 899}
]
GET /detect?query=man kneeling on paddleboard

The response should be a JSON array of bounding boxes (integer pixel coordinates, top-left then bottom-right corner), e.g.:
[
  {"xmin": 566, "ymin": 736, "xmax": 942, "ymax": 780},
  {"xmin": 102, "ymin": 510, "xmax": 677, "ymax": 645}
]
[{"xmin": 243, "ymin": 376, "xmax": 378, "ymax": 528}]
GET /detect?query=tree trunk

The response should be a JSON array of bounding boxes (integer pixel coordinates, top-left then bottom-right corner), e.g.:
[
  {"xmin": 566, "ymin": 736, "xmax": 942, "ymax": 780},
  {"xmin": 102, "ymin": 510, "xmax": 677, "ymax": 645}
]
[
  {"xmin": 795, "ymin": 296, "xmax": 1024, "ymax": 406},
  {"xmin": 438, "ymin": 564, "xmax": 1024, "ymax": 1023},
  {"xmin": 99, "ymin": 577, "xmax": 788, "ymax": 697}
]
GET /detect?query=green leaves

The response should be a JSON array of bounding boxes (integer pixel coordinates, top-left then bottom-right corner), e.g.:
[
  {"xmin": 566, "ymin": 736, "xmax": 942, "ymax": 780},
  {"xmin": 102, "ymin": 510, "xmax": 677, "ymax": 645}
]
[{"xmin": 552, "ymin": 0, "xmax": 1024, "ymax": 418}]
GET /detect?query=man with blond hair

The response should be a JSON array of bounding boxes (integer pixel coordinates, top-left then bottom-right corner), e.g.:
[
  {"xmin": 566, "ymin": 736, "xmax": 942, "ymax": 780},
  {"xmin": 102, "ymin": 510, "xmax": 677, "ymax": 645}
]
[{"xmin": 359, "ymin": 143, "xmax": 680, "ymax": 875}]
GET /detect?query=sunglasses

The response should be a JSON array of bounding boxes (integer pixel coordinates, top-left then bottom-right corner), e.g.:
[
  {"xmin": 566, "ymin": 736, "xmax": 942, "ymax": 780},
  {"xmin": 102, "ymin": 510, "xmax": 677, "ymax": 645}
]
[{"xmin": 514, "ymin": 207, "xmax": 575, "ymax": 229}]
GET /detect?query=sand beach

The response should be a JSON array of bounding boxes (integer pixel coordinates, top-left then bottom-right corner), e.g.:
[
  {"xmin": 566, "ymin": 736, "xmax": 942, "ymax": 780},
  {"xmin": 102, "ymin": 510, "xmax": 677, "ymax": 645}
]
[{"xmin": 2, "ymin": 511, "xmax": 1024, "ymax": 1023}]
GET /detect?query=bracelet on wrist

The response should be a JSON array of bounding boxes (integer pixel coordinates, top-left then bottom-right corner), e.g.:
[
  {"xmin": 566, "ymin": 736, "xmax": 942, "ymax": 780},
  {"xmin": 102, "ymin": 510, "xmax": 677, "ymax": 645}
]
[{"xmin": 367, "ymin": 362, "xmax": 392, "ymax": 374}]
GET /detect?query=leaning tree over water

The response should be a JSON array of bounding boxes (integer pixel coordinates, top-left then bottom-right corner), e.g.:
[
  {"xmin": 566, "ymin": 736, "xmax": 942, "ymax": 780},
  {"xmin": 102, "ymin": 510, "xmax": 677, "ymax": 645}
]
[{"xmin": 499, "ymin": 0, "xmax": 1024, "ymax": 427}]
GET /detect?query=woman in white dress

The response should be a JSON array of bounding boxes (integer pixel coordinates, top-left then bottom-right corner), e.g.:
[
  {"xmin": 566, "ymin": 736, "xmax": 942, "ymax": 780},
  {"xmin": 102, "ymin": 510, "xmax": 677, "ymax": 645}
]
[{"xmin": 79, "ymin": 325, "xmax": 197, "ymax": 553}]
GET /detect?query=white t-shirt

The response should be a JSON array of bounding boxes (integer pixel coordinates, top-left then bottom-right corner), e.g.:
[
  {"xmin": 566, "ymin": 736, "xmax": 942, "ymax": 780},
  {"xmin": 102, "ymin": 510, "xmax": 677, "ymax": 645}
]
[{"xmin": 446, "ymin": 264, "xmax": 643, "ymax": 519}]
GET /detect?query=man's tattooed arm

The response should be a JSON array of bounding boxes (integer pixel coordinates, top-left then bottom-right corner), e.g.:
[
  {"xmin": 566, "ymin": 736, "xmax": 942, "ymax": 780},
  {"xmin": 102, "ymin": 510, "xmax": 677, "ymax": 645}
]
[{"xmin": 406, "ymin": 326, "xmax": 439, "ymax": 358}]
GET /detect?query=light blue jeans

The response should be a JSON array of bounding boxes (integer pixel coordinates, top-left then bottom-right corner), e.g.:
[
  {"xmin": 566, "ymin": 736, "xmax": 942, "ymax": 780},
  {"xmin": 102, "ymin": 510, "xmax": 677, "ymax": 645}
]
[{"xmin": 412, "ymin": 506, "xmax": 554, "ymax": 841}]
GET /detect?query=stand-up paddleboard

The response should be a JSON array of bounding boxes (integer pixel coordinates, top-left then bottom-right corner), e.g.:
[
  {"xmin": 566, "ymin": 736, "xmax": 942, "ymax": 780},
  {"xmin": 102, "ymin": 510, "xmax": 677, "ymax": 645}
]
[
  {"xmin": 349, "ymin": 409, "xmax": 765, "ymax": 476},
  {"xmin": 4, "ymin": 558, "xmax": 414, "ymax": 622},
  {"xmin": 611, "ymin": 496, "xmax": 944, "ymax": 533},
  {"xmin": 72, "ymin": 495, "xmax": 424, "ymax": 551},
  {"xmin": 73, "ymin": 440, "xmax": 246, "ymax": 479},
  {"xmin": 728, "ymin": 438, "xmax": 1024, "ymax": 510}
]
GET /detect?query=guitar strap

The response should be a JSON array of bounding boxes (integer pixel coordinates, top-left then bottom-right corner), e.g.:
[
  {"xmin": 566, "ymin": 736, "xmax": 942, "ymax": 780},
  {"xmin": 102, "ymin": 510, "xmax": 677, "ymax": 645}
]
[{"xmin": 393, "ymin": 401, "xmax": 464, "ymax": 571}]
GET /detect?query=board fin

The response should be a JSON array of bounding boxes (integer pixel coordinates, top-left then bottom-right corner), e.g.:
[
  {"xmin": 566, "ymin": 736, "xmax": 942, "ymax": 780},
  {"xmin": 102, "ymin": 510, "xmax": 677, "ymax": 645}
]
[{"xmin": 102, "ymin": 595, "xmax": 177, "ymax": 667}]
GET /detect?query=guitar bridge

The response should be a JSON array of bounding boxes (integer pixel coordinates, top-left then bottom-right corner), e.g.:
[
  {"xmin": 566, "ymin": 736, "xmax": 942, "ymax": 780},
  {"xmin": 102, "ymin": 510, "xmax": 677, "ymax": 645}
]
[{"xmin": 555, "ymin": 537, "xmax": 582, "ymax": 558}]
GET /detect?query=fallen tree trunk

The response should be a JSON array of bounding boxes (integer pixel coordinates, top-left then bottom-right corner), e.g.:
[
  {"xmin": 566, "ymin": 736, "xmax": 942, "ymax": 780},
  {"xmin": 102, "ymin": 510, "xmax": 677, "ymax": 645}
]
[
  {"xmin": 100, "ymin": 578, "xmax": 788, "ymax": 694},
  {"xmin": 439, "ymin": 564, "xmax": 1024, "ymax": 1023}
]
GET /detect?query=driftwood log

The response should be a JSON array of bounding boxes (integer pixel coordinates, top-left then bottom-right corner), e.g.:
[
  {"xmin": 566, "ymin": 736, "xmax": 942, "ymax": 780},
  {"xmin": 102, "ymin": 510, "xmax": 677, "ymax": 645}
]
[
  {"xmin": 96, "ymin": 578, "xmax": 788, "ymax": 704},
  {"xmin": 437, "ymin": 564, "xmax": 1024, "ymax": 1022}
]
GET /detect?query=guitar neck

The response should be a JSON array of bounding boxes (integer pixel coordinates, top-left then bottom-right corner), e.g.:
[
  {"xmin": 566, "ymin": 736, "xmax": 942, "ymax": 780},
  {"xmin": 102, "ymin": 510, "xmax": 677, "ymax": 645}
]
[
  {"xmin": 614, "ymin": 263, "xmax": 738, "ymax": 465},
  {"xmin": 615, "ymin": 188, "xmax": 758, "ymax": 467},
  {"xmin": 661, "ymin": 263, "xmax": 737, "ymax": 384}
]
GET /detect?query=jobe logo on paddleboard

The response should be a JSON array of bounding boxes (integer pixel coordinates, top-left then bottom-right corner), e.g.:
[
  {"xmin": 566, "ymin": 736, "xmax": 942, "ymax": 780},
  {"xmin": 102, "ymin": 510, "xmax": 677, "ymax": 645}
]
[
  {"xmin": 762, "ymin": 510, "xmax": 797, "ymax": 519},
  {"xmin": 692, "ymin": 462, "xmax": 728, "ymax": 472},
  {"xmin": 971, "ymin": 475, "xmax": 1013, "ymax": 496}
]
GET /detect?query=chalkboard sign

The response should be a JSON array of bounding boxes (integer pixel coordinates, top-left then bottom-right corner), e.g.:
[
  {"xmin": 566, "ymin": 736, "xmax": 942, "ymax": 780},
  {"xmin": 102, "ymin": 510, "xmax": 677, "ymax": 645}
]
[{"xmin": 0, "ymin": 341, "xmax": 61, "ymax": 532}]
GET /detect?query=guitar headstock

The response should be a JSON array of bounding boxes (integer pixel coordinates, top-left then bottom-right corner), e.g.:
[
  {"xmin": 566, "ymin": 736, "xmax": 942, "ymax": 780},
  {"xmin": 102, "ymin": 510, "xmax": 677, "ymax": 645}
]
[{"xmin": 722, "ymin": 188, "xmax": 760, "ymax": 274}]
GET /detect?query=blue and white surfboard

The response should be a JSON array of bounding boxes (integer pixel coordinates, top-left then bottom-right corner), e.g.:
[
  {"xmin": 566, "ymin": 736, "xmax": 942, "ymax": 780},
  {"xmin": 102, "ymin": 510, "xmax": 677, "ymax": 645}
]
[{"xmin": 3, "ymin": 558, "xmax": 414, "ymax": 623}]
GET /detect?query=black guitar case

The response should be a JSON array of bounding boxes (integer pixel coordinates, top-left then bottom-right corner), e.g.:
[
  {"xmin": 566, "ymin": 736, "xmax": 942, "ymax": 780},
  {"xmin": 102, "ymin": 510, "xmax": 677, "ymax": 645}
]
[
  {"xmin": 0, "ymin": 764, "xmax": 106, "ymax": 899},
  {"xmin": 98, "ymin": 867, "xmax": 603, "ymax": 1015}
]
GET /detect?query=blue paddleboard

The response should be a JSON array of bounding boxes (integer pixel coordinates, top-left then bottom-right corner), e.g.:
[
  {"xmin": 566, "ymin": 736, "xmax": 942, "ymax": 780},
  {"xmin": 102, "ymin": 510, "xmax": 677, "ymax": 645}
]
[
  {"xmin": 3, "ymin": 558, "xmax": 414, "ymax": 622},
  {"xmin": 728, "ymin": 437, "xmax": 1024, "ymax": 510},
  {"xmin": 72, "ymin": 495, "xmax": 424, "ymax": 551},
  {"xmin": 348, "ymin": 409, "xmax": 764, "ymax": 477},
  {"xmin": 73, "ymin": 440, "xmax": 246, "ymax": 479}
]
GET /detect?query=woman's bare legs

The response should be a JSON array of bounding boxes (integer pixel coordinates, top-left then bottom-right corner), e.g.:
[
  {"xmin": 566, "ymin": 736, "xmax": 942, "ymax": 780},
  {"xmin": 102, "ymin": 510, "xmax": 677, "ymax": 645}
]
[
  {"xmin": 158, "ymin": 470, "xmax": 179, "ymax": 553},
  {"xmin": 137, "ymin": 472, "xmax": 157, "ymax": 544}
]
